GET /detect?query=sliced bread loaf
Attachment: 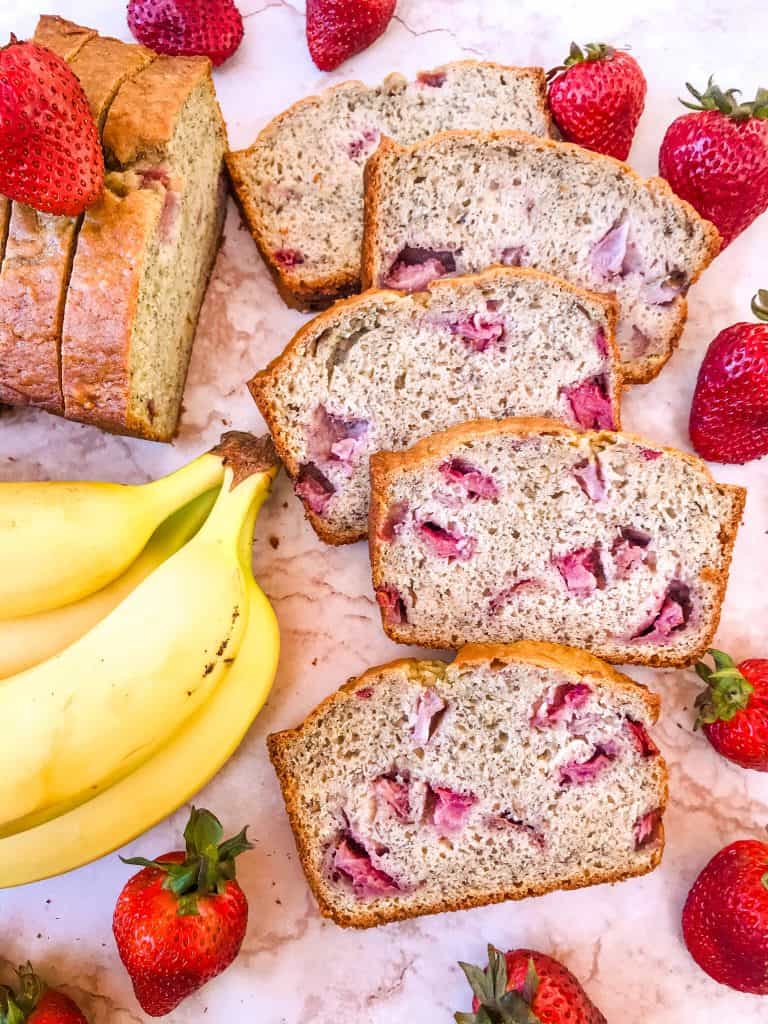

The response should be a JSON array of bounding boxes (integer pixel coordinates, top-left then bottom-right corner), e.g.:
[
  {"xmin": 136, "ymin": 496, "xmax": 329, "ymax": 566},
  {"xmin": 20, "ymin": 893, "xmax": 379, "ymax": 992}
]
[
  {"xmin": 369, "ymin": 418, "xmax": 745, "ymax": 666},
  {"xmin": 32, "ymin": 15, "xmax": 97, "ymax": 59},
  {"xmin": 60, "ymin": 56, "xmax": 227, "ymax": 441},
  {"xmin": 0, "ymin": 25, "xmax": 154, "ymax": 412},
  {"xmin": 361, "ymin": 132, "xmax": 721, "ymax": 383},
  {"xmin": 268, "ymin": 641, "xmax": 667, "ymax": 928},
  {"xmin": 251, "ymin": 267, "xmax": 621, "ymax": 544},
  {"xmin": 226, "ymin": 62, "xmax": 552, "ymax": 310}
]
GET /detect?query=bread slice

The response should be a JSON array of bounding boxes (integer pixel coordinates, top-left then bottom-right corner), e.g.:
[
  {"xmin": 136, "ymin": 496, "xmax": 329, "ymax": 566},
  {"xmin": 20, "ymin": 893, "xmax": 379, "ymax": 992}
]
[
  {"xmin": 251, "ymin": 267, "xmax": 621, "ymax": 544},
  {"xmin": 361, "ymin": 132, "xmax": 721, "ymax": 383},
  {"xmin": 369, "ymin": 418, "xmax": 745, "ymax": 667},
  {"xmin": 0, "ymin": 26, "xmax": 154, "ymax": 412},
  {"xmin": 226, "ymin": 62, "xmax": 552, "ymax": 310},
  {"xmin": 60, "ymin": 56, "xmax": 227, "ymax": 441},
  {"xmin": 268, "ymin": 640, "xmax": 668, "ymax": 928}
]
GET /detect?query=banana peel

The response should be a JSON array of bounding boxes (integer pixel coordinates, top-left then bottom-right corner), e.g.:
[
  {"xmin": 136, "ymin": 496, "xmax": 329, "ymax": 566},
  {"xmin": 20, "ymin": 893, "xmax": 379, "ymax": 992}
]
[
  {"xmin": 0, "ymin": 574, "xmax": 279, "ymax": 886},
  {"xmin": 0, "ymin": 433, "xmax": 280, "ymax": 839}
]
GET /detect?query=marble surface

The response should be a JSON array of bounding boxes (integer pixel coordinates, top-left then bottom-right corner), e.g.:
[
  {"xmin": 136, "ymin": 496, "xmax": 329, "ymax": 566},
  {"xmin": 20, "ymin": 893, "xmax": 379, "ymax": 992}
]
[{"xmin": 1, "ymin": 0, "xmax": 768, "ymax": 1020}]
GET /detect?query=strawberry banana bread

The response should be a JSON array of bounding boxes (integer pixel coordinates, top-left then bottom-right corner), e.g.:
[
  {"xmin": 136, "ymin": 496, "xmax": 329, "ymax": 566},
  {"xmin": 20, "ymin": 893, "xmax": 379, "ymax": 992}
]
[
  {"xmin": 226, "ymin": 62, "xmax": 552, "ymax": 309},
  {"xmin": 60, "ymin": 55, "xmax": 227, "ymax": 441},
  {"xmin": 369, "ymin": 418, "xmax": 745, "ymax": 667},
  {"xmin": 0, "ymin": 17, "xmax": 154, "ymax": 412},
  {"xmin": 361, "ymin": 131, "xmax": 721, "ymax": 383},
  {"xmin": 268, "ymin": 641, "xmax": 668, "ymax": 928},
  {"xmin": 251, "ymin": 267, "xmax": 621, "ymax": 544}
]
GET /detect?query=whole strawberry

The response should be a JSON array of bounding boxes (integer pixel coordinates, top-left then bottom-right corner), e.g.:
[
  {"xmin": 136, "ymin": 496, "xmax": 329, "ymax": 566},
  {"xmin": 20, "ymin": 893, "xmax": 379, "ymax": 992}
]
[
  {"xmin": 0, "ymin": 37, "xmax": 103, "ymax": 216},
  {"xmin": 113, "ymin": 807, "xmax": 251, "ymax": 1017},
  {"xmin": 682, "ymin": 839, "xmax": 768, "ymax": 994},
  {"xmin": 127, "ymin": 0, "xmax": 244, "ymax": 67},
  {"xmin": 659, "ymin": 78, "xmax": 768, "ymax": 247},
  {"xmin": 306, "ymin": 0, "xmax": 396, "ymax": 72},
  {"xmin": 0, "ymin": 963, "xmax": 87, "ymax": 1024},
  {"xmin": 547, "ymin": 42, "xmax": 646, "ymax": 160},
  {"xmin": 455, "ymin": 945, "xmax": 606, "ymax": 1024},
  {"xmin": 689, "ymin": 290, "xmax": 768, "ymax": 463},
  {"xmin": 694, "ymin": 649, "xmax": 768, "ymax": 771}
]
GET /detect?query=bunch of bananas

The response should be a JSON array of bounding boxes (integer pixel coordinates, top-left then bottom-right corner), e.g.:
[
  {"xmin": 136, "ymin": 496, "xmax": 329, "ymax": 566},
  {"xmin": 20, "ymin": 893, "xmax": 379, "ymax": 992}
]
[{"xmin": 0, "ymin": 432, "xmax": 281, "ymax": 886}]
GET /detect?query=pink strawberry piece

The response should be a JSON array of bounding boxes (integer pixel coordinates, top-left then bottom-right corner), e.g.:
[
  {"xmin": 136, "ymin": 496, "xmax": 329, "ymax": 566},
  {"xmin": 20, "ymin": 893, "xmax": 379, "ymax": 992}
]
[
  {"xmin": 573, "ymin": 458, "xmax": 607, "ymax": 503},
  {"xmin": 448, "ymin": 314, "xmax": 506, "ymax": 352},
  {"xmin": 413, "ymin": 689, "xmax": 446, "ymax": 745},
  {"xmin": 532, "ymin": 682, "xmax": 592, "ymax": 728},
  {"xmin": 555, "ymin": 546, "xmax": 604, "ymax": 596},
  {"xmin": 333, "ymin": 837, "xmax": 400, "ymax": 897},
  {"xmin": 416, "ymin": 520, "xmax": 477, "ymax": 561},
  {"xmin": 591, "ymin": 218, "xmax": 629, "ymax": 278},
  {"xmin": 559, "ymin": 746, "xmax": 616, "ymax": 786},
  {"xmin": 274, "ymin": 248, "xmax": 305, "ymax": 267},
  {"xmin": 418, "ymin": 70, "xmax": 446, "ymax": 88},
  {"xmin": 491, "ymin": 812, "xmax": 545, "ymax": 847},
  {"xmin": 642, "ymin": 273, "xmax": 686, "ymax": 306},
  {"xmin": 641, "ymin": 447, "xmax": 662, "ymax": 460},
  {"xmin": 347, "ymin": 127, "xmax": 380, "ymax": 159},
  {"xmin": 375, "ymin": 585, "xmax": 407, "ymax": 626},
  {"xmin": 295, "ymin": 462, "xmax": 335, "ymax": 514},
  {"xmin": 564, "ymin": 375, "xmax": 615, "ymax": 429},
  {"xmin": 306, "ymin": 0, "xmax": 396, "ymax": 72},
  {"xmin": 633, "ymin": 809, "xmax": 663, "ymax": 849},
  {"xmin": 630, "ymin": 580, "xmax": 691, "ymax": 642},
  {"xmin": 488, "ymin": 578, "xmax": 538, "ymax": 615},
  {"xmin": 384, "ymin": 246, "xmax": 456, "ymax": 291},
  {"xmin": 429, "ymin": 786, "xmax": 477, "ymax": 833},
  {"xmin": 439, "ymin": 458, "xmax": 499, "ymax": 500},
  {"xmin": 355, "ymin": 687, "xmax": 373, "ymax": 699},
  {"xmin": 308, "ymin": 405, "xmax": 369, "ymax": 471},
  {"xmin": 377, "ymin": 501, "xmax": 409, "ymax": 541},
  {"xmin": 373, "ymin": 775, "xmax": 412, "ymax": 822},
  {"xmin": 594, "ymin": 327, "xmax": 608, "ymax": 357},
  {"xmin": 612, "ymin": 526, "xmax": 652, "ymax": 577},
  {"xmin": 626, "ymin": 718, "xmax": 660, "ymax": 757},
  {"xmin": 501, "ymin": 246, "xmax": 527, "ymax": 266},
  {"xmin": 128, "ymin": 0, "xmax": 244, "ymax": 66}
]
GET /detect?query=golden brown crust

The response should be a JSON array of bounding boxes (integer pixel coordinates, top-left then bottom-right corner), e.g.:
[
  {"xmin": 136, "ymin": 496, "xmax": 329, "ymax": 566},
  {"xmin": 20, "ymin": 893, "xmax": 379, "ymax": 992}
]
[
  {"xmin": 228, "ymin": 63, "xmax": 552, "ymax": 310},
  {"xmin": 368, "ymin": 417, "xmax": 746, "ymax": 668},
  {"xmin": 359, "ymin": 130, "xmax": 722, "ymax": 383},
  {"xmin": 103, "ymin": 55, "xmax": 213, "ymax": 167},
  {"xmin": 249, "ymin": 268, "xmax": 622, "ymax": 545},
  {"xmin": 0, "ymin": 32, "xmax": 155, "ymax": 416},
  {"xmin": 33, "ymin": 15, "xmax": 97, "ymax": 61},
  {"xmin": 267, "ymin": 641, "xmax": 667, "ymax": 928},
  {"xmin": 61, "ymin": 187, "xmax": 164, "ymax": 435}
]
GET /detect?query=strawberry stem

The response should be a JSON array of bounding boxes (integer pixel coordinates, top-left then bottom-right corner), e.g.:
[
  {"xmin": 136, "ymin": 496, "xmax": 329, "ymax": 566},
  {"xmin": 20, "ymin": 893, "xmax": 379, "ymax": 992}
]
[
  {"xmin": 680, "ymin": 77, "xmax": 768, "ymax": 121},
  {"xmin": 455, "ymin": 947, "xmax": 542, "ymax": 1023},
  {"xmin": 547, "ymin": 41, "xmax": 615, "ymax": 81},
  {"xmin": 121, "ymin": 807, "xmax": 252, "ymax": 916},
  {"xmin": 0, "ymin": 965, "xmax": 46, "ymax": 1024},
  {"xmin": 694, "ymin": 649, "xmax": 754, "ymax": 727},
  {"xmin": 751, "ymin": 290, "xmax": 768, "ymax": 322}
]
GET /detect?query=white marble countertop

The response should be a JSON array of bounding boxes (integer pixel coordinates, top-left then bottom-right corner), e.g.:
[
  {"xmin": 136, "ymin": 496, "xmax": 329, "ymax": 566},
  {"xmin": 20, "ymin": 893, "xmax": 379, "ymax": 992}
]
[{"xmin": 1, "ymin": 1, "xmax": 768, "ymax": 1020}]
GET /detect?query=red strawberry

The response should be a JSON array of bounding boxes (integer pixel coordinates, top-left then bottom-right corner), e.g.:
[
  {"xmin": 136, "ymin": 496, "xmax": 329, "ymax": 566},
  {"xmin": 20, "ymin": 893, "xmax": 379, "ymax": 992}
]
[
  {"xmin": 682, "ymin": 839, "xmax": 768, "ymax": 994},
  {"xmin": 689, "ymin": 289, "xmax": 768, "ymax": 463},
  {"xmin": 456, "ymin": 945, "xmax": 606, "ymax": 1024},
  {"xmin": 127, "ymin": 0, "xmax": 244, "ymax": 67},
  {"xmin": 547, "ymin": 42, "xmax": 646, "ymax": 161},
  {"xmin": 306, "ymin": 0, "xmax": 396, "ymax": 72},
  {"xmin": 0, "ymin": 37, "xmax": 103, "ymax": 216},
  {"xmin": 659, "ymin": 78, "xmax": 768, "ymax": 247},
  {"xmin": 113, "ymin": 807, "xmax": 251, "ymax": 1017},
  {"xmin": 0, "ymin": 963, "xmax": 87, "ymax": 1024},
  {"xmin": 694, "ymin": 649, "xmax": 768, "ymax": 771}
]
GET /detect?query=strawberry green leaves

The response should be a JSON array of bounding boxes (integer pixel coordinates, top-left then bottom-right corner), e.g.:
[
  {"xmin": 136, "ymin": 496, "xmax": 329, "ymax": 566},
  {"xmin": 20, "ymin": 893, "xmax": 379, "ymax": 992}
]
[{"xmin": 455, "ymin": 947, "xmax": 542, "ymax": 1024}]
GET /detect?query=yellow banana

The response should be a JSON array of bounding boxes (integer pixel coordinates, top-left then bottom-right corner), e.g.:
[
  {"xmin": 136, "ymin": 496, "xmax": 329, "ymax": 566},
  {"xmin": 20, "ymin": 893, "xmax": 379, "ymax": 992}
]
[
  {"xmin": 0, "ymin": 489, "xmax": 219, "ymax": 680},
  {"xmin": 0, "ymin": 438, "xmax": 235, "ymax": 618},
  {"xmin": 0, "ymin": 435, "xmax": 279, "ymax": 839},
  {"xmin": 0, "ymin": 568, "xmax": 279, "ymax": 887}
]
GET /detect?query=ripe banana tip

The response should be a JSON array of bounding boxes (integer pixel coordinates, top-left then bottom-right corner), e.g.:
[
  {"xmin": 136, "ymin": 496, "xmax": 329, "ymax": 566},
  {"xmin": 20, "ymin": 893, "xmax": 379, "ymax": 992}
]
[{"xmin": 212, "ymin": 433, "xmax": 280, "ymax": 488}]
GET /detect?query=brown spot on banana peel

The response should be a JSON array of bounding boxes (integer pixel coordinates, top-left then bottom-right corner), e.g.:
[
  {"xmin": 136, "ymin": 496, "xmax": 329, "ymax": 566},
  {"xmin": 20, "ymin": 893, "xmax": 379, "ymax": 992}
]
[{"xmin": 211, "ymin": 432, "xmax": 281, "ymax": 488}]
